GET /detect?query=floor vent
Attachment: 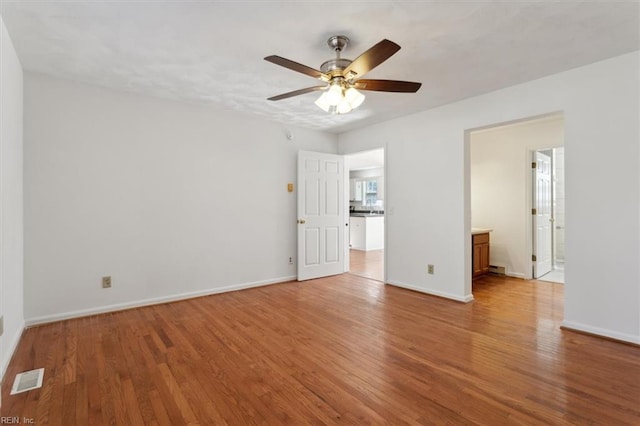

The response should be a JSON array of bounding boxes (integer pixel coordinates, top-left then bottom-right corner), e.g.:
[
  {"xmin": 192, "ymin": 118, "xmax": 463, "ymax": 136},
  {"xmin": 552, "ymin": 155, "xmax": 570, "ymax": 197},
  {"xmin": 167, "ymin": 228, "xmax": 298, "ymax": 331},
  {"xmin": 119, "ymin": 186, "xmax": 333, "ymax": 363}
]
[{"xmin": 10, "ymin": 368, "xmax": 44, "ymax": 395}]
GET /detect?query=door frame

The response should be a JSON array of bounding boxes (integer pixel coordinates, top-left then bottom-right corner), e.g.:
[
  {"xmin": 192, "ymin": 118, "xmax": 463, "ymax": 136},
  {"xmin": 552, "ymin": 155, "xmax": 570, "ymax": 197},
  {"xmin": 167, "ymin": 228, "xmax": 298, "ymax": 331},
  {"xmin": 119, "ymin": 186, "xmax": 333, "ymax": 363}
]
[
  {"xmin": 342, "ymin": 147, "xmax": 387, "ymax": 283},
  {"xmin": 466, "ymin": 111, "xmax": 564, "ymax": 292}
]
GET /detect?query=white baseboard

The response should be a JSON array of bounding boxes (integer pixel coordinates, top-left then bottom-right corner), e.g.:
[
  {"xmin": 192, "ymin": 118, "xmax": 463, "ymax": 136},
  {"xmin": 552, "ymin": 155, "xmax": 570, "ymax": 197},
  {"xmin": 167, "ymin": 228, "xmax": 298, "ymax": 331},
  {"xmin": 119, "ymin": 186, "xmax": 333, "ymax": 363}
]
[
  {"xmin": 25, "ymin": 275, "xmax": 296, "ymax": 327},
  {"xmin": 506, "ymin": 271, "xmax": 525, "ymax": 279},
  {"xmin": 387, "ymin": 280, "xmax": 474, "ymax": 303},
  {"xmin": 562, "ymin": 320, "xmax": 640, "ymax": 345},
  {"xmin": 1, "ymin": 319, "xmax": 26, "ymax": 382}
]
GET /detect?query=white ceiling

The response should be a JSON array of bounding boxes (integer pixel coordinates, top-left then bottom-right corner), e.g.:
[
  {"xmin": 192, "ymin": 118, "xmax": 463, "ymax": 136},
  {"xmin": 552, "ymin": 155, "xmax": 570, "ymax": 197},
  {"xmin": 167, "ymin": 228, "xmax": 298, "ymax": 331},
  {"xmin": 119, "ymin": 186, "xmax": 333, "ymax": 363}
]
[{"xmin": 1, "ymin": 1, "xmax": 638, "ymax": 134}]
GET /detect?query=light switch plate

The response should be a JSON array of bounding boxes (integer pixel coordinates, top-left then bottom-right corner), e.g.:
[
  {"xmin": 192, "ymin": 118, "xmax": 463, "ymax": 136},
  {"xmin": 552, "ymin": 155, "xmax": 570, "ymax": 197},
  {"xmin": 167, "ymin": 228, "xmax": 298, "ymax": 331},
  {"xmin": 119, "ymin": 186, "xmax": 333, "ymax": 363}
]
[{"xmin": 102, "ymin": 276, "xmax": 112, "ymax": 288}]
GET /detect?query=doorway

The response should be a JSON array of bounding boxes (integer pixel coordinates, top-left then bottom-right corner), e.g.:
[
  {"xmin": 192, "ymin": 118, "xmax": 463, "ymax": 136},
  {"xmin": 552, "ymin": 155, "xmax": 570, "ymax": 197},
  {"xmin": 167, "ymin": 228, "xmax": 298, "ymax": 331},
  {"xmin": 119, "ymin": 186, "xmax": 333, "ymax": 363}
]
[
  {"xmin": 469, "ymin": 113, "xmax": 565, "ymax": 283},
  {"xmin": 346, "ymin": 148, "xmax": 385, "ymax": 282}
]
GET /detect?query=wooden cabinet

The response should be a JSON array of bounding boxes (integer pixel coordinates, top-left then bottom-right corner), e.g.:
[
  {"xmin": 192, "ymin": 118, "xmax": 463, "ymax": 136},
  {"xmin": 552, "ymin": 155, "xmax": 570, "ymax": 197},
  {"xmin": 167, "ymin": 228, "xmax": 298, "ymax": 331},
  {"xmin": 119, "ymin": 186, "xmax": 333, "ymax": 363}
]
[{"xmin": 472, "ymin": 232, "xmax": 490, "ymax": 278}]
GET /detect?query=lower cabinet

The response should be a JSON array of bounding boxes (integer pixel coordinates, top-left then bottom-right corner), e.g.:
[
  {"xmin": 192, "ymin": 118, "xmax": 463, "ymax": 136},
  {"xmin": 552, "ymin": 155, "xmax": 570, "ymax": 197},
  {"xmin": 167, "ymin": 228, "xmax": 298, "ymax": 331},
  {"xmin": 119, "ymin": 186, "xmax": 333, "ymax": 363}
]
[
  {"xmin": 350, "ymin": 217, "xmax": 366, "ymax": 250},
  {"xmin": 350, "ymin": 216, "xmax": 384, "ymax": 251},
  {"xmin": 472, "ymin": 232, "xmax": 490, "ymax": 278}
]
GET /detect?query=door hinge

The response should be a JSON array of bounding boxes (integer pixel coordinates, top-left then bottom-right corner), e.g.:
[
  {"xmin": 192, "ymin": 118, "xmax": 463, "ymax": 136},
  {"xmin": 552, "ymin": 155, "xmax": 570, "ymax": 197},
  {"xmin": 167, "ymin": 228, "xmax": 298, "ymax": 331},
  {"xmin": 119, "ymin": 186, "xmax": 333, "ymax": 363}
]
[
  {"xmin": 532, "ymin": 208, "xmax": 537, "ymax": 215},
  {"xmin": 532, "ymin": 254, "xmax": 537, "ymax": 262},
  {"xmin": 532, "ymin": 162, "xmax": 537, "ymax": 169}
]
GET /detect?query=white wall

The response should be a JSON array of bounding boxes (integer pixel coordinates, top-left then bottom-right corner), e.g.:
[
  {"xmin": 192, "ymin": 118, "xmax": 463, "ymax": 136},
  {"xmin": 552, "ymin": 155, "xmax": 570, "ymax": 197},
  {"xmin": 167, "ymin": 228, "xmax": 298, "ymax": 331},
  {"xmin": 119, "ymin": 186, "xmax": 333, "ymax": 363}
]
[
  {"xmin": 338, "ymin": 51, "xmax": 640, "ymax": 344},
  {"xmin": 24, "ymin": 73, "xmax": 338, "ymax": 323},
  {"xmin": 0, "ymin": 16, "xmax": 25, "ymax": 378},
  {"xmin": 470, "ymin": 116, "xmax": 564, "ymax": 278}
]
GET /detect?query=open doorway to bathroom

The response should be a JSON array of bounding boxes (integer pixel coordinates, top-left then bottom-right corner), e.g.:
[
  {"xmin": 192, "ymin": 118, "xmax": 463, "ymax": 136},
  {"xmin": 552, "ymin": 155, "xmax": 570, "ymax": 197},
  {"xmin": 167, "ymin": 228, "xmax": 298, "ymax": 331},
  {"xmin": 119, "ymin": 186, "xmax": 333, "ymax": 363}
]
[
  {"xmin": 470, "ymin": 113, "xmax": 565, "ymax": 284},
  {"xmin": 346, "ymin": 149, "xmax": 385, "ymax": 282}
]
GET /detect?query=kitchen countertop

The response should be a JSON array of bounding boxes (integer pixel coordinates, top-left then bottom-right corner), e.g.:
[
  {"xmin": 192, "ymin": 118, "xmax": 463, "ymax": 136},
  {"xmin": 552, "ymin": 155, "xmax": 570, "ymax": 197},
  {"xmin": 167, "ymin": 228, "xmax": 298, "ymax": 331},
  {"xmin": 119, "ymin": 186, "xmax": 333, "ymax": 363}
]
[
  {"xmin": 471, "ymin": 228, "xmax": 493, "ymax": 235},
  {"xmin": 351, "ymin": 213, "xmax": 385, "ymax": 217}
]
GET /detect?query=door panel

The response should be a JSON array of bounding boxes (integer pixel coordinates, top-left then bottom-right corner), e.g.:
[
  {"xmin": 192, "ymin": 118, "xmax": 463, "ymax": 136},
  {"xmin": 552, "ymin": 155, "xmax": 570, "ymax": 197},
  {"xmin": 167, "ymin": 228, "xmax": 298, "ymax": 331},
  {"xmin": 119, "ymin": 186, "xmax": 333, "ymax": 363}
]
[
  {"xmin": 325, "ymin": 179, "xmax": 339, "ymax": 215},
  {"xmin": 305, "ymin": 179, "xmax": 320, "ymax": 215},
  {"xmin": 298, "ymin": 151, "xmax": 345, "ymax": 280},
  {"xmin": 304, "ymin": 228, "xmax": 320, "ymax": 266},
  {"xmin": 325, "ymin": 227, "xmax": 340, "ymax": 263},
  {"xmin": 533, "ymin": 151, "xmax": 553, "ymax": 278}
]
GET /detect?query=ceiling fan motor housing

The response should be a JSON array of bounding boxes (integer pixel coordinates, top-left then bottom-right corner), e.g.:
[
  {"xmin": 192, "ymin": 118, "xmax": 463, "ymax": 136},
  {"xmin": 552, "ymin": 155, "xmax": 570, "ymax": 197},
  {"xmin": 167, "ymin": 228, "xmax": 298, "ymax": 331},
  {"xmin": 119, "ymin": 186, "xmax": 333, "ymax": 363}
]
[
  {"xmin": 322, "ymin": 36, "xmax": 353, "ymax": 77},
  {"xmin": 320, "ymin": 58, "xmax": 352, "ymax": 74}
]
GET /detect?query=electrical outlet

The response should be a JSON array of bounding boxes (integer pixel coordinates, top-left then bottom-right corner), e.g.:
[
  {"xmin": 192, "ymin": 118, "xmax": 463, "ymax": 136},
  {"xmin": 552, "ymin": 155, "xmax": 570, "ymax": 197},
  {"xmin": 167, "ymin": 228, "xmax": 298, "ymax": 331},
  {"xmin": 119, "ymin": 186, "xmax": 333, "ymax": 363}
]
[
  {"xmin": 427, "ymin": 264, "xmax": 434, "ymax": 275},
  {"xmin": 102, "ymin": 276, "xmax": 112, "ymax": 288},
  {"xmin": 288, "ymin": 257, "xmax": 294, "ymax": 265}
]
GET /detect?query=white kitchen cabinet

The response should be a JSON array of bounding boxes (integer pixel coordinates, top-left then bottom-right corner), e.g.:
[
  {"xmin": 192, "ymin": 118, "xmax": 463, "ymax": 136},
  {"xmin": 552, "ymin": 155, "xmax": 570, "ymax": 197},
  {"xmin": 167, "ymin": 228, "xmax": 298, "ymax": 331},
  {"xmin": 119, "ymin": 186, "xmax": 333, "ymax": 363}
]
[
  {"xmin": 350, "ymin": 216, "xmax": 384, "ymax": 251},
  {"xmin": 350, "ymin": 216, "xmax": 365, "ymax": 249},
  {"xmin": 350, "ymin": 179, "xmax": 363, "ymax": 201},
  {"xmin": 376, "ymin": 176, "xmax": 384, "ymax": 200}
]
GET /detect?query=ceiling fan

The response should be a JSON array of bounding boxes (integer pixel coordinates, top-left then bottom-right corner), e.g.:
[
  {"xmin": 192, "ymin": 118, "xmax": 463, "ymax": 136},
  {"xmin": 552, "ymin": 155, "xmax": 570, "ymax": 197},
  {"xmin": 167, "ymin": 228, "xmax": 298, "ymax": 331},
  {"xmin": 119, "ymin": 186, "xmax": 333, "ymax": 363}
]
[{"xmin": 264, "ymin": 35, "xmax": 422, "ymax": 114}]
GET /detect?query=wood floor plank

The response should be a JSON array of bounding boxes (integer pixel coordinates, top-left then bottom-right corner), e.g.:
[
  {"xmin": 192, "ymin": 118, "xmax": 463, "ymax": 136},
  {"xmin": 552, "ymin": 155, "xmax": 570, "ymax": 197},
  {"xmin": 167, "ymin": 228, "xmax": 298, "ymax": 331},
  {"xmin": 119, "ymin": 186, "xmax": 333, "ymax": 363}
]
[
  {"xmin": 349, "ymin": 248, "xmax": 384, "ymax": 282},
  {"xmin": 2, "ymin": 273, "xmax": 640, "ymax": 424}
]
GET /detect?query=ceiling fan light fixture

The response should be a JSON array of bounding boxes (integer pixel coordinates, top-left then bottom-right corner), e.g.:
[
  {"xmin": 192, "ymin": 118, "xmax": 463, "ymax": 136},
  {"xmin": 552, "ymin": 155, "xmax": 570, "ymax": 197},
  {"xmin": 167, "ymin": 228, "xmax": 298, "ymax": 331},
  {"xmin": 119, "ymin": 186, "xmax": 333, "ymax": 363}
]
[
  {"xmin": 337, "ymin": 99, "xmax": 352, "ymax": 114},
  {"xmin": 325, "ymin": 83, "xmax": 343, "ymax": 105},
  {"xmin": 314, "ymin": 92, "xmax": 331, "ymax": 112},
  {"xmin": 345, "ymin": 87, "xmax": 365, "ymax": 109},
  {"xmin": 314, "ymin": 83, "xmax": 365, "ymax": 114}
]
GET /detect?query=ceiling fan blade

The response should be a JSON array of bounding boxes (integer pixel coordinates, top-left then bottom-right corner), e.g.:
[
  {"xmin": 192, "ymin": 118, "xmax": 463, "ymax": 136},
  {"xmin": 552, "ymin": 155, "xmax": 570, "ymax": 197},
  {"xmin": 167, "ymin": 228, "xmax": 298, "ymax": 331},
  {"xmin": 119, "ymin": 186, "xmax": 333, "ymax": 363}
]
[
  {"xmin": 267, "ymin": 85, "xmax": 327, "ymax": 101},
  {"xmin": 343, "ymin": 39, "xmax": 401, "ymax": 79},
  {"xmin": 264, "ymin": 55, "xmax": 329, "ymax": 81},
  {"xmin": 353, "ymin": 79, "xmax": 422, "ymax": 93}
]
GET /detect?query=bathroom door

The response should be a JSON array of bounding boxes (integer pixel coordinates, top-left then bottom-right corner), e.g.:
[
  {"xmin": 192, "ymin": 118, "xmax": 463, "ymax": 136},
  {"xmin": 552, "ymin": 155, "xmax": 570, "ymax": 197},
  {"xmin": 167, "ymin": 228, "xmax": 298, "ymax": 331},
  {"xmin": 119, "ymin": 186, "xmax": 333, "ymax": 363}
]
[
  {"xmin": 533, "ymin": 151, "xmax": 552, "ymax": 278},
  {"xmin": 297, "ymin": 151, "xmax": 346, "ymax": 280}
]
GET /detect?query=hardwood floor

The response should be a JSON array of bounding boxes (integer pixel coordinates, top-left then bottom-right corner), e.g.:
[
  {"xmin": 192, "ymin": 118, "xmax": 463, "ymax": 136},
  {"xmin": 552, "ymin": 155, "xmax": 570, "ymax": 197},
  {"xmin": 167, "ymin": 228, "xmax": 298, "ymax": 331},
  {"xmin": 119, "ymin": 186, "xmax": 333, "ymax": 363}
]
[
  {"xmin": 2, "ymin": 274, "xmax": 639, "ymax": 425},
  {"xmin": 349, "ymin": 249, "xmax": 384, "ymax": 282}
]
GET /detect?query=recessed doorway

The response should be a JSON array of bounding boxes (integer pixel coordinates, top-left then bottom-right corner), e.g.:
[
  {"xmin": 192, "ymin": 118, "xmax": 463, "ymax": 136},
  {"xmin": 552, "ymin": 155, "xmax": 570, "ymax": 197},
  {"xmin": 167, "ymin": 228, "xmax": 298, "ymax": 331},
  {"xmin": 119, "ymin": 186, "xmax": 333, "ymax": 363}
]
[{"xmin": 469, "ymin": 113, "xmax": 565, "ymax": 285}]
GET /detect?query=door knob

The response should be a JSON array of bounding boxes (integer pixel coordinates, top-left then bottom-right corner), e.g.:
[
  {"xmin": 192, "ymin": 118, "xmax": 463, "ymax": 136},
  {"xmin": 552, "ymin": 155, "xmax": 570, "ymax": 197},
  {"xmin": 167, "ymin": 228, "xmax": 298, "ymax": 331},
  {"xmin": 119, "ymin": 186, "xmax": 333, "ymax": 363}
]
[{"xmin": 297, "ymin": 219, "xmax": 306, "ymax": 224}]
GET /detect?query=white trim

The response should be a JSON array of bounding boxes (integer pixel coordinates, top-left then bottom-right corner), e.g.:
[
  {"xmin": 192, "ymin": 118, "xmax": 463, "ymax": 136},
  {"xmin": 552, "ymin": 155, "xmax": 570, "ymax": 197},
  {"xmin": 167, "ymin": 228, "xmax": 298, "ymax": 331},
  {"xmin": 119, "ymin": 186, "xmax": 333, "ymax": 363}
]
[
  {"xmin": 387, "ymin": 280, "xmax": 474, "ymax": 303},
  {"xmin": 562, "ymin": 320, "xmax": 640, "ymax": 345},
  {"xmin": 506, "ymin": 270, "xmax": 526, "ymax": 279},
  {"xmin": 25, "ymin": 276, "xmax": 296, "ymax": 327},
  {"xmin": 383, "ymin": 142, "xmax": 388, "ymax": 285},
  {"xmin": 1, "ymin": 319, "xmax": 26, "ymax": 381},
  {"xmin": 343, "ymin": 154, "xmax": 351, "ymax": 273}
]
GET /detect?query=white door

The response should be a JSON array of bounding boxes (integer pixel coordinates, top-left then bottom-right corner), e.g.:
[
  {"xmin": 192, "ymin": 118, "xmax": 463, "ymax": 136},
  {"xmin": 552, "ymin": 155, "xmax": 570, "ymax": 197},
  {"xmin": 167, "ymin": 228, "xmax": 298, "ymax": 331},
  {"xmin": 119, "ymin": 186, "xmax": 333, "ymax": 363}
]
[
  {"xmin": 297, "ymin": 151, "xmax": 345, "ymax": 281},
  {"xmin": 533, "ymin": 151, "xmax": 553, "ymax": 278}
]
